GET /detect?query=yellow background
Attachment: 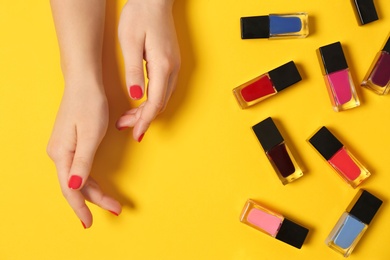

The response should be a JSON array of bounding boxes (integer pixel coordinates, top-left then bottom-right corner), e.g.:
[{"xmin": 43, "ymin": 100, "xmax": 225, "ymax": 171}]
[{"xmin": 1, "ymin": 0, "xmax": 390, "ymax": 259}]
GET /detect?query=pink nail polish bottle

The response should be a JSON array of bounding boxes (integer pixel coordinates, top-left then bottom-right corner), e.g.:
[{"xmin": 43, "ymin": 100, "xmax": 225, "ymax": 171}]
[
  {"xmin": 240, "ymin": 199, "xmax": 309, "ymax": 249},
  {"xmin": 318, "ymin": 42, "xmax": 360, "ymax": 112}
]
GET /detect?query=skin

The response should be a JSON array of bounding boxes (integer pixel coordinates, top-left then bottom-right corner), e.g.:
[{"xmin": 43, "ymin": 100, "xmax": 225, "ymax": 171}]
[{"xmin": 47, "ymin": 0, "xmax": 180, "ymax": 228}]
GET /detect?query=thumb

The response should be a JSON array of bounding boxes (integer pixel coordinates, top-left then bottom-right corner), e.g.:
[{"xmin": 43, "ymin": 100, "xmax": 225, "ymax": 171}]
[
  {"xmin": 67, "ymin": 137, "xmax": 98, "ymax": 190},
  {"xmin": 119, "ymin": 30, "xmax": 145, "ymax": 100}
]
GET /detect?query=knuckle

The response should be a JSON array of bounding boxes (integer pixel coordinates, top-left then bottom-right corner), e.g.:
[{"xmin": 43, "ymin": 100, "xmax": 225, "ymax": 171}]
[
  {"xmin": 174, "ymin": 57, "xmax": 181, "ymax": 71},
  {"xmin": 151, "ymin": 99, "xmax": 165, "ymax": 112},
  {"xmin": 46, "ymin": 141, "xmax": 60, "ymax": 161},
  {"xmin": 126, "ymin": 65, "xmax": 144, "ymax": 78},
  {"xmin": 72, "ymin": 156, "xmax": 91, "ymax": 171},
  {"xmin": 158, "ymin": 58, "xmax": 174, "ymax": 74}
]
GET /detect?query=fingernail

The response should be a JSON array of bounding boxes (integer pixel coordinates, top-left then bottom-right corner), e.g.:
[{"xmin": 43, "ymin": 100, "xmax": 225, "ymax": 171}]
[
  {"xmin": 81, "ymin": 220, "xmax": 87, "ymax": 229},
  {"xmin": 118, "ymin": 126, "xmax": 129, "ymax": 131},
  {"xmin": 108, "ymin": 210, "xmax": 119, "ymax": 216},
  {"xmin": 129, "ymin": 85, "xmax": 143, "ymax": 99},
  {"xmin": 68, "ymin": 175, "xmax": 82, "ymax": 189},
  {"xmin": 138, "ymin": 133, "xmax": 145, "ymax": 142}
]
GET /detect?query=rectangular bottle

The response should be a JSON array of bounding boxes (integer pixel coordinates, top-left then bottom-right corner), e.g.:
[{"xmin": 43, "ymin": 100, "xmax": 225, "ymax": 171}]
[
  {"xmin": 233, "ymin": 61, "xmax": 302, "ymax": 109},
  {"xmin": 361, "ymin": 36, "xmax": 390, "ymax": 95},
  {"xmin": 240, "ymin": 199, "xmax": 309, "ymax": 249},
  {"xmin": 252, "ymin": 117, "xmax": 303, "ymax": 185},
  {"xmin": 318, "ymin": 42, "xmax": 360, "ymax": 111},
  {"xmin": 240, "ymin": 13, "xmax": 309, "ymax": 39},
  {"xmin": 307, "ymin": 126, "xmax": 370, "ymax": 188},
  {"xmin": 351, "ymin": 0, "xmax": 378, "ymax": 25},
  {"xmin": 325, "ymin": 190, "xmax": 382, "ymax": 257}
]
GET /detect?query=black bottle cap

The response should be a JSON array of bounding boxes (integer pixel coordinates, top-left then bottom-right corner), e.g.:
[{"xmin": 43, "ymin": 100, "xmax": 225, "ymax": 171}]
[
  {"xmin": 348, "ymin": 190, "xmax": 383, "ymax": 225},
  {"xmin": 252, "ymin": 117, "xmax": 283, "ymax": 152},
  {"xmin": 353, "ymin": 0, "xmax": 378, "ymax": 25},
  {"xmin": 268, "ymin": 61, "xmax": 302, "ymax": 92},
  {"xmin": 275, "ymin": 218, "xmax": 309, "ymax": 249},
  {"xmin": 240, "ymin": 16, "xmax": 270, "ymax": 39},
  {"xmin": 308, "ymin": 126, "xmax": 343, "ymax": 160},
  {"xmin": 382, "ymin": 37, "xmax": 390, "ymax": 53},
  {"xmin": 319, "ymin": 42, "xmax": 348, "ymax": 74}
]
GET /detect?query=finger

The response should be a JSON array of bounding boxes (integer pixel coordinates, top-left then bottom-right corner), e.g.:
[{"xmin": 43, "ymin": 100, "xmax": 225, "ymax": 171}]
[
  {"xmin": 132, "ymin": 64, "xmax": 170, "ymax": 141},
  {"xmin": 65, "ymin": 189, "xmax": 93, "ymax": 228},
  {"xmin": 118, "ymin": 29, "xmax": 145, "ymax": 100},
  {"xmin": 122, "ymin": 107, "xmax": 138, "ymax": 116},
  {"xmin": 115, "ymin": 112, "xmax": 139, "ymax": 131},
  {"xmin": 161, "ymin": 72, "xmax": 179, "ymax": 112},
  {"xmin": 81, "ymin": 178, "xmax": 122, "ymax": 216},
  {"xmin": 67, "ymin": 134, "xmax": 99, "ymax": 191},
  {"xmin": 54, "ymin": 159, "xmax": 93, "ymax": 229}
]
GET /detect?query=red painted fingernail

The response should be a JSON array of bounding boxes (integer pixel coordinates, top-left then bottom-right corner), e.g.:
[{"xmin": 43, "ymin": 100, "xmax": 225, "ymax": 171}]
[
  {"xmin": 109, "ymin": 210, "xmax": 119, "ymax": 216},
  {"xmin": 81, "ymin": 220, "xmax": 87, "ymax": 229},
  {"xmin": 138, "ymin": 133, "xmax": 145, "ymax": 142},
  {"xmin": 118, "ymin": 126, "xmax": 129, "ymax": 131},
  {"xmin": 68, "ymin": 175, "xmax": 82, "ymax": 189},
  {"xmin": 129, "ymin": 85, "xmax": 143, "ymax": 99}
]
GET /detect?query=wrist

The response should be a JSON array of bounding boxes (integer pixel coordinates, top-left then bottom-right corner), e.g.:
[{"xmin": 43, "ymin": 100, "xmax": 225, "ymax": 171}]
[
  {"xmin": 127, "ymin": 0, "xmax": 174, "ymax": 9},
  {"xmin": 60, "ymin": 55, "xmax": 103, "ymax": 88},
  {"xmin": 63, "ymin": 69, "xmax": 104, "ymax": 93}
]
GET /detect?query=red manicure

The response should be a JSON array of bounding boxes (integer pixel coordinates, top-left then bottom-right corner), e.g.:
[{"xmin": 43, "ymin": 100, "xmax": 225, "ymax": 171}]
[
  {"xmin": 129, "ymin": 85, "xmax": 143, "ymax": 99},
  {"xmin": 81, "ymin": 220, "xmax": 87, "ymax": 229},
  {"xmin": 108, "ymin": 210, "xmax": 119, "ymax": 216},
  {"xmin": 118, "ymin": 126, "xmax": 129, "ymax": 131},
  {"xmin": 138, "ymin": 133, "xmax": 145, "ymax": 142},
  {"xmin": 68, "ymin": 175, "xmax": 82, "ymax": 189}
]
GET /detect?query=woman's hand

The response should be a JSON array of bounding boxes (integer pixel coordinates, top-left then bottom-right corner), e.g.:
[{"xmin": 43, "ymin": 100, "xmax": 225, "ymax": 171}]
[
  {"xmin": 47, "ymin": 81, "xmax": 122, "ymax": 228},
  {"xmin": 116, "ymin": 0, "xmax": 181, "ymax": 141}
]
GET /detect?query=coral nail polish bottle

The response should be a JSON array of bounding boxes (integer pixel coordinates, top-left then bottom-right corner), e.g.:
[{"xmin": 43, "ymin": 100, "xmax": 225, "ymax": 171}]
[
  {"xmin": 252, "ymin": 117, "xmax": 303, "ymax": 185},
  {"xmin": 362, "ymin": 36, "xmax": 390, "ymax": 95},
  {"xmin": 307, "ymin": 126, "xmax": 370, "ymax": 188},
  {"xmin": 233, "ymin": 61, "xmax": 302, "ymax": 109},
  {"xmin": 240, "ymin": 199, "xmax": 309, "ymax": 249},
  {"xmin": 240, "ymin": 13, "xmax": 309, "ymax": 39},
  {"xmin": 325, "ymin": 190, "xmax": 382, "ymax": 257},
  {"xmin": 318, "ymin": 42, "xmax": 360, "ymax": 111}
]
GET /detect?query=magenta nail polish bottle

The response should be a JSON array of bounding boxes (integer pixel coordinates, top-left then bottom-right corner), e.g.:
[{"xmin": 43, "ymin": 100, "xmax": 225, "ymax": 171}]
[
  {"xmin": 362, "ymin": 36, "xmax": 390, "ymax": 95},
  {"xmin": 318, "ymin": 42, "xmax": 360, "ymax": 112}
]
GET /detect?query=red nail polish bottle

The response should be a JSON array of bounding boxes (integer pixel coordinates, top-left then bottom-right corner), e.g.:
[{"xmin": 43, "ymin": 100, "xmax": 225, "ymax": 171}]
[
  {"xmin": 233, "ymin": 61, "xmax": 302, "ymax": 109},
  {"xmin": 308, "ymin": 126, "xmax": 370, "ymax": 188}
]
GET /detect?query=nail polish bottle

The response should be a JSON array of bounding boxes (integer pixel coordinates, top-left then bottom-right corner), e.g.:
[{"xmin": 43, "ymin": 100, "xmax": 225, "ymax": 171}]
[
  {"xmin": 352, "ymin": 0, "xmax": 378, "ymax": 25},
  {"xmin": 361, "ymin": 36, "xmax": 390, "ymax": 95},
  {"xmin": 307, "ymin": 126, "xmax": 370, "ymax": 188},
  {"xmin": 318, "ymin": 42, "xmax": 360, "ymax": 112},
  {"xmin": 240, "ymin": 13, "xmax": 309, "ymax": 39},
  {"xmin": 240, "ymin": 199, "xmax": 309, "ymax": 249},
  {"xmin": 252, "ymin": 117, "xmax": 303, "ymax": 185},
  {"xmin": 233, "ymin": 61, "xmax": 302, "ymax": 109},
  {"xmin": 325, "ymin": 190, "xmax": 382, "ymax": 257}
]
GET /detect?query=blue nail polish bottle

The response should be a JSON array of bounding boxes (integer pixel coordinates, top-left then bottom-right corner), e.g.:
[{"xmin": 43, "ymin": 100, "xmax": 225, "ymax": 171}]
[
  {"xmin": 325, "ymin": 190, "xmax": 382, "ymax": 257},
  {"xmin": 240, "ymin": 13, "xmax": 309, "ymax": 39}
]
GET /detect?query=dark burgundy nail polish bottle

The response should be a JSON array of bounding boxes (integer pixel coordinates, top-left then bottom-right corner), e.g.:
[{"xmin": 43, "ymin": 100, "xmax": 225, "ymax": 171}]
[{"xmin": 252, "ymin": 117, "xmax": 303, "ymax": 185}]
